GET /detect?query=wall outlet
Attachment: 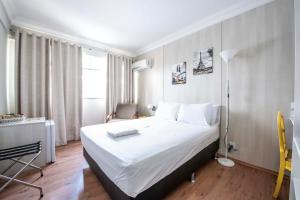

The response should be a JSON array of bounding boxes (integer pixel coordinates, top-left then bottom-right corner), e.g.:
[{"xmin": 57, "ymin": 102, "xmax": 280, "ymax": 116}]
[{"xmin": 228, "ymin": 141, "xmax": 238, "ymax": 152}]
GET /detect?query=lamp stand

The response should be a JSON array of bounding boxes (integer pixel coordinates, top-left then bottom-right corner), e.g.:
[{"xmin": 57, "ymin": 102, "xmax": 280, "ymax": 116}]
[{"xmin": 217, "ymin": 62, "xmax": 235, "ymax": 167}]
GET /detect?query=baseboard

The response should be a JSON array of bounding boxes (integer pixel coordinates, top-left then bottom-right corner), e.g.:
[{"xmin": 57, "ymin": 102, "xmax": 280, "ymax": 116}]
[{"xmin": 216, "ymin": 153, "xmax": 290, "ymax": 180}]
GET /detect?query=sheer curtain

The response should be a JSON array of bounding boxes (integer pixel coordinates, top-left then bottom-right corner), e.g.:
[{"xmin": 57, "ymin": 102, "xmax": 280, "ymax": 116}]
[
  {"xmin": 16, "ymin": 30, "xmax": 51, "ymax": 119},
  {"xmin": 123, "ymin": 56, "xmax": 133, "ymax": 104},
  {"xmin": 106, "ymin": 54, "xmax": 133, "ymax": 115},
  {"xmin": 106, "ymin": 54, "xmax": 122, "ymax": 114},
  {"xmin": 51, "ymin": 40, "xmax": 82, "ymax": 145}
]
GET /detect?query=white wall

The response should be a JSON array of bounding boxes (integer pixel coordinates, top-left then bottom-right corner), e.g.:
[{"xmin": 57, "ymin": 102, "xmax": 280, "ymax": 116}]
[
  {"xmin": 163, "ymin": 24, "xmax": 221, "ymax": 105},
  {"xmin": 135, "ymin": 47, "xmax": 164, "ymax": 115},
  {"xmin": 135, "ymin": 0, "xmax": 294, "ymax": 171},
  {"xmin": 293, "ymin": 0, "xmax": 300, "ymax": 144},
  {"xmin": 0, "ymin": 21, "xmax": 7, "ymax": 114},
  {"xmin": 221, "ymin": 0, "xmax": 294, "ymax": 171},
  {"xmin": 82, "ymin": 99, "xmax": 106, "ymax": 126},
  {"xmin": 290, "ymin": 0, "xmax": 300, "ymax": 199},
  {"xmin": 82, "ymin": 50, "xmax": 107, "ymax": 126}
]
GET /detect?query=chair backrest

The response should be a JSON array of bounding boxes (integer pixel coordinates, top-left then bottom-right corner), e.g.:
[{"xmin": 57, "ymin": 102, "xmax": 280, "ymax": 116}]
[
  {"xmin": 277, "ymin": 112, "xmax": 288, "ymax": 161},
  {"xmin": 115, "ymin": 103, "xmax": 137, "ymax": 119}
]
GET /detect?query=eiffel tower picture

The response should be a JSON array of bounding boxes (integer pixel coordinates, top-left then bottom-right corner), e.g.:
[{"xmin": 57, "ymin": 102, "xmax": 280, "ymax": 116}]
[{"xmin": 193, "ymin": 48, "xmax": 213, "ymax": 75}]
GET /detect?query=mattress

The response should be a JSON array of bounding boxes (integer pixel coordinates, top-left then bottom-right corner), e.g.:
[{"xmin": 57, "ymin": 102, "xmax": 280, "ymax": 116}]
[{"xmin": 80, "ymin": 117, "xmax": 219, "ymax": 197}]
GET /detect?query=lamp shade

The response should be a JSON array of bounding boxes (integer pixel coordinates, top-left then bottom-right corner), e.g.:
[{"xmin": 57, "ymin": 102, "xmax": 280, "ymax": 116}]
[
  {"xmin": 147, "ymin": 104, "xmax": 153, "ymax": 110},
  {"xmin": 147, "ymin": 104, "xmax": 157, "ymax": 111},
  {"xmin": 220, "ymin": 49, "xmax": 239, "ymax": 63}
]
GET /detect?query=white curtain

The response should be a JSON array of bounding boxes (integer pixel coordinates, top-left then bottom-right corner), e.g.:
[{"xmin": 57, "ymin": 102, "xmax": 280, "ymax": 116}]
[
  {"xmin": 106, "ymin": 54, "xmax": 133, "ymax": 115},
  {"xmin": 51, "ymin": 40, "xmax": 82, "ymax": 145},
  {"xmin": 15, "ymin": 28, "xmax": 82, "ymax": 146},
  {"xmin": 16, "ymin": 30, "xmax": 51, "ymax": 118},
  {"xmin": 123, "ymin": 57, "xmax": 133, "ymax": 104}
]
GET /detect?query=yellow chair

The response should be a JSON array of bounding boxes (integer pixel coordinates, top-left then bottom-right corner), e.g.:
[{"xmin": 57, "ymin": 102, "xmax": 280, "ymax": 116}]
[{"xmin": 273, "ymin": 112, "xmax": 292, "ymax": 198}]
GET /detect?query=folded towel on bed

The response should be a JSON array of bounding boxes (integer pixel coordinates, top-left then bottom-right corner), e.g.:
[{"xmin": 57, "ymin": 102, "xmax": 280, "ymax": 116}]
[{"xmin": 107, "ymin": 126, "xmax": 138, "ymax": 138}]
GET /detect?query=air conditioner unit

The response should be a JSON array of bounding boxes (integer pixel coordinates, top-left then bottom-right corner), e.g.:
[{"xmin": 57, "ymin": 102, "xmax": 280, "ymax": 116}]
[{"xmin": 132, "ymin": 59, "xmax": 152, "ymax": 71}]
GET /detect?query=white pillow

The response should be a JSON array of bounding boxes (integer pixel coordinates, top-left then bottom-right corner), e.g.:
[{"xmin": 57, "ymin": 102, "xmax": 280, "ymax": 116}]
[
  {"xmin": 177, "ymin": 103, "xmax": 213, "ymax": 126},
  {"xmin": 155, "ymin": 102, "xmax": 180, "ymax": 121},
  {"xmin": 209, "ymin": 104, "xmax": 220, "ymax": 125}
]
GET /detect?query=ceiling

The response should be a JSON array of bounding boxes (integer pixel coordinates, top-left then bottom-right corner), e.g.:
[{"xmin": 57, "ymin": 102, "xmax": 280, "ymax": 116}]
[{"xmin": 1, "ymin": 0, "xmax": 272, "ymax": 55}]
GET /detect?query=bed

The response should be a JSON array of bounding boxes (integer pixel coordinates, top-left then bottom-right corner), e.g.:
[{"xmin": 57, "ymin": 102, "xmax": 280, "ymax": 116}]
[{"xmin": 81, "ymin": 107, "xmax": 220, "ymax": 200}]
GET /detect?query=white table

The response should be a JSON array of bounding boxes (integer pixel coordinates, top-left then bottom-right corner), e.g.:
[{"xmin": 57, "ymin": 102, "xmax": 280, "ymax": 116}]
[{"xmin": 0, "ymin": 118, "xmax": 55, "ymax": 175}]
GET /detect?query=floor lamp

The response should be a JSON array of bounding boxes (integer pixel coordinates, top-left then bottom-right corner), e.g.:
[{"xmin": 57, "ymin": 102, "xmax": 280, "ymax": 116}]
[{"xmin": 218, "ymin": 49, "xmax": 239, "ymax": 168}]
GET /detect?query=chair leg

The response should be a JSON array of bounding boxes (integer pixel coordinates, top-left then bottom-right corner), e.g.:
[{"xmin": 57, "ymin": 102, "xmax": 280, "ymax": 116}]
[
  {"xmin": 0, "ymin": 174, "xmax": 43, "ymax": 197},
  {"xmin": 273, "ymin": 165, "xmax": 285, "ymax": 198},
  {"xmin": 10, "ymin": 158, "xmax": 43, "ymax": 176},
  {"xmin": 0, "ymin": 152, "xmax": 42, "ymax": 195},
  {"xmin": 190, "ymin": 172, "xmax": 196, "ymax": 183}
]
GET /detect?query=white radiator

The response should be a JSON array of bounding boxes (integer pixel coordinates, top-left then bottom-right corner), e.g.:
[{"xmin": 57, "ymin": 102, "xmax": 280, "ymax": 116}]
[{"xmin": 46, "ymin": 120, "xmax": 56, "ymax": 163}]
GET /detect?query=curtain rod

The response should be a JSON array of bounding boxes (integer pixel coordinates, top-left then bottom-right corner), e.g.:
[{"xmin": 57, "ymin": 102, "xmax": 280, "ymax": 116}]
[{"xmin": 10, "ymin": 26, "xmax": 133, "ymax": 58}]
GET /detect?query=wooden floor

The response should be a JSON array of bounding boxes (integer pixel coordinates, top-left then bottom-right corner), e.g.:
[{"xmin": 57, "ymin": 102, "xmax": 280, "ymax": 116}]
[{"xmin": 0, "ymin": 141, "xmax": 289, "ymax": 200}]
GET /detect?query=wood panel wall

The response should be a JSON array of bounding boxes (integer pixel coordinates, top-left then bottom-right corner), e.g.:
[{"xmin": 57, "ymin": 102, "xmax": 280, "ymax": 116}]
[
  {"xmin": 135, "ymin": 47, "xmax": 164, "ymax": 115},
  {"xmin": 135, "ymin": 0, "xmax": 294, "ymax": 171},
  {"xmin": 163, "ymin": 24, "xmax": 221, "ymax": 105}
]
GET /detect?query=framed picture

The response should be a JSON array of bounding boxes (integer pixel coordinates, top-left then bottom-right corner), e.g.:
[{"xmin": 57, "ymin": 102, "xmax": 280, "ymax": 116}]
[
  {"xmin": 193, "ymin": 47, "xmax": 213, "ymax": 75},
  {"xmin": 172, "ymin": 61, "xmax": 186, "ymax": 85}
]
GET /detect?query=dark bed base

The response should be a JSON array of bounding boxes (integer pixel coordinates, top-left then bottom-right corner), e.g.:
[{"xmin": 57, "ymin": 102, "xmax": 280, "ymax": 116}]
[{"xmin": 83, "ymin": 139, "xmax": 219, "ymax": 200}]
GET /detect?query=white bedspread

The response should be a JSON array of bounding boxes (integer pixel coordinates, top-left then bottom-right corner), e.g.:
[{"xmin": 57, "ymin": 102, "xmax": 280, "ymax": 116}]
[{"xmin": 80, "ymin": 117, "xmax": 219, "ymax": 197}]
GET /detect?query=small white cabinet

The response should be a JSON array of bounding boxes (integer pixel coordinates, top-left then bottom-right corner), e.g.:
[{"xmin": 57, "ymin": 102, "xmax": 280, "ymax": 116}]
[{"xmin": 0, "ymin": 118, "xmax": 55, "ymax": 174}]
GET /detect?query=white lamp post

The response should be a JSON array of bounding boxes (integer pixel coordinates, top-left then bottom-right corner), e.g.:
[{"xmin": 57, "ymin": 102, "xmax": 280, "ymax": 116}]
[{"xmin": 218, "ymin": 49, "xmax": 239, "ymax": 167}]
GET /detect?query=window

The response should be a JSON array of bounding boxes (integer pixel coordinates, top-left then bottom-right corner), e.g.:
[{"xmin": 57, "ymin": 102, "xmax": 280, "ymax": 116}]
[
  {"xmin": 82, "ymin": 49, "xmax": 107, "ymax": 126},
  {"xmin": 6, "ymin": 37, "xmax": 15, "ymax": 113},
  {"xmin": 82, "ymin": 50, "xmax": 107, "ymax": 99},
  {"xmin": 134, "ymin": 71, "xmax": 139, "ymax": 104}
]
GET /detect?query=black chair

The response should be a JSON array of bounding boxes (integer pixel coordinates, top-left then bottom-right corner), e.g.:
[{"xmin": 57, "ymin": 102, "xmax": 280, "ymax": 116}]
[{"xmin": 0, "ymin": 141, "xmax": 44, "ymax": 198}]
